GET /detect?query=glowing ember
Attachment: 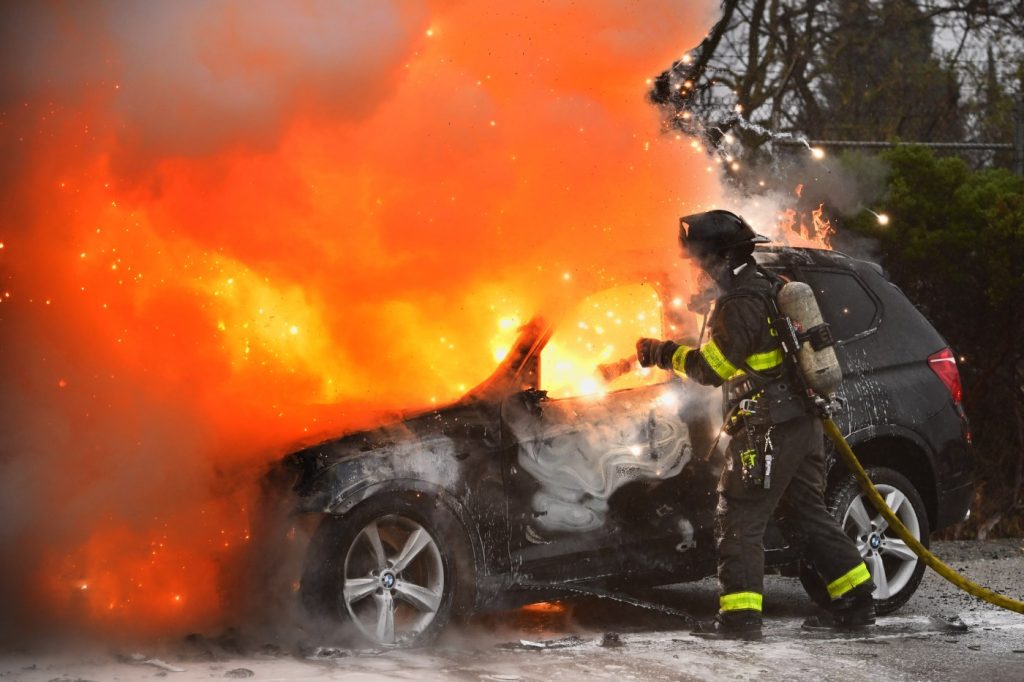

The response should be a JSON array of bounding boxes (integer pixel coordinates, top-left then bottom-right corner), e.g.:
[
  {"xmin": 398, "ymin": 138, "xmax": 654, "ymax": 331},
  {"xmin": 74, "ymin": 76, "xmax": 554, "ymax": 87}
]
[{"xmin": 521, "ymin": 601, "xmax": 567, "ymax": 614}]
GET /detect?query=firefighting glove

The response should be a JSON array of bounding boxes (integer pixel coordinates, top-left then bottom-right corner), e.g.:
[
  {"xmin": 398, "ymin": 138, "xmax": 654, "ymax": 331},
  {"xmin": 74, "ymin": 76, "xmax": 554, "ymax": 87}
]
[{"xmin": 636, "ymin": 338, "xmax": 679, "ymax": 370}]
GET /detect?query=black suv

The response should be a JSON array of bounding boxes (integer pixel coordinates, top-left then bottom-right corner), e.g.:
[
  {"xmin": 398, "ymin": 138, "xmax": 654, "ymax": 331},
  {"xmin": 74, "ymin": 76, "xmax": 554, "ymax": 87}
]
[{"xmin": 273, "ymin": 246, "xmax": 973, "ymax": 647}]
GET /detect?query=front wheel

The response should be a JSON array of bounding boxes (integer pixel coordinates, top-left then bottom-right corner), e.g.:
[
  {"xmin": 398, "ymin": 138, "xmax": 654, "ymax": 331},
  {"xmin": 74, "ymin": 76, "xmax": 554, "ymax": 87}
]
[
  {"xmin": 799, "ymin": 466, "xmax": 929, "ymax": 615},
  {"xmin": 300, "ymin": 494, "xmax": 475, "ymax": 647}
]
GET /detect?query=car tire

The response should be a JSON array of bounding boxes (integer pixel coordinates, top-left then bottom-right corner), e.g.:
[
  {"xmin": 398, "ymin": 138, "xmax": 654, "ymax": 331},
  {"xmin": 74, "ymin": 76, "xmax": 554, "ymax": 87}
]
[
  {"xmin": 300, "ymin": 492, "xmax": 476, "ymax": 647},
  {"xmin": 799, "ymin": 466, "xmax": 929, "ymax": 616}
]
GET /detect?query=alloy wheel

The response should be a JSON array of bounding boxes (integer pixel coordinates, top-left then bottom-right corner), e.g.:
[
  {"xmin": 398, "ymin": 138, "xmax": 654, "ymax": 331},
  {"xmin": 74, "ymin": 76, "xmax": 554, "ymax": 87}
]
[
  {"xmin": 342, "ymin": 514, "xmax": 445, "ymax": 646},
  {"xmin": 842, "ymin": 483, "xmax": 921, "ymax": 600}
]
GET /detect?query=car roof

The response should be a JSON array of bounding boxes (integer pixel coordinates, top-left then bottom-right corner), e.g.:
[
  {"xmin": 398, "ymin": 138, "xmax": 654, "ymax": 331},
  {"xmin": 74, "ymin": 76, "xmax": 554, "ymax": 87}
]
[{"xmin": 755, "ymin": 245, "xmax": 885, "ymax": 277}]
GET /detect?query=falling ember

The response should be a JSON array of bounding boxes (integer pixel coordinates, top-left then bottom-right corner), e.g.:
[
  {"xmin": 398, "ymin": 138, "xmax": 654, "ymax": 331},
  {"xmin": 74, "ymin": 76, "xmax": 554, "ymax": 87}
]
[
  {"xmin": 866, "ymin": 209, "xmax": 891, "ymax": 226},
  {"xmin": 0, "ymin": 0, "xmax": 720, "ymax": 639}
]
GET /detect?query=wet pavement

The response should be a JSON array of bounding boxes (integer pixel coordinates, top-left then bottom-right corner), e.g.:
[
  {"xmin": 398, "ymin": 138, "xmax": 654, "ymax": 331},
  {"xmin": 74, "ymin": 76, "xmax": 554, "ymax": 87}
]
[{"xmin": 3, "ymin": 540, "xmax": 1023, "ymax": 681}]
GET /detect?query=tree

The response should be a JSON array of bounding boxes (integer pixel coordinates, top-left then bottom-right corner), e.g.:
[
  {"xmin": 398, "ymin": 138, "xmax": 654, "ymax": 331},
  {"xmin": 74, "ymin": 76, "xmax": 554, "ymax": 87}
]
[
  {"xmin": 813, "ymin": 0, "xmax": 964, "ymax": 143},
  {"xmin": 649, "ymin": 0, "xmax": 1024, "ymax": 181}
]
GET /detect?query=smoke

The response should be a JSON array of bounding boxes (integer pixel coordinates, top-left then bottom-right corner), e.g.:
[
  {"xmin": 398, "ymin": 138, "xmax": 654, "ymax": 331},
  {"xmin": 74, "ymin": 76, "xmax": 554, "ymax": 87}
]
[{"xmin": 0, "ymin": 0, "xmax": 722, "ymax": 641}]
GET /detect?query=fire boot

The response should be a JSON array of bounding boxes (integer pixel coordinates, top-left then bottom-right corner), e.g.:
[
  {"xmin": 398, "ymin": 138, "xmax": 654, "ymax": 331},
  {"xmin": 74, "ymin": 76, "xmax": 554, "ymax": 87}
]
[
  {"xmin": 802, "ymin": 585, "xmax": 876, "ymax": 631},
  {"xmin": 691, "ymin": 612, "xmax": 763, "ymax": 641}
]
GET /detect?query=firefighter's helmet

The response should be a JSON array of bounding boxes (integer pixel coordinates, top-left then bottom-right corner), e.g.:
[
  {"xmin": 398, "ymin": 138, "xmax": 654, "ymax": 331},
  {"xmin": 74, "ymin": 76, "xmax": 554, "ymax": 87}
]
[{"xmin": 679, "ymin": 210, "xmax": 769, "ymax": 262}]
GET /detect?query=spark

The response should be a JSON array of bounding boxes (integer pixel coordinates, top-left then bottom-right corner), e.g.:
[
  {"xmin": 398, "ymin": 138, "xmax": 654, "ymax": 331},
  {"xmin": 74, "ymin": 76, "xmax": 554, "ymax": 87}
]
[
  {"xmin": 562, "ymin": 272, "xmax": 571, "ymax": 281},
  {"xmin": 425, "ymin": 27, "xmax": 434, "ymax": 37},
  {"xmin": 810, "ymin": 147, "xmax": 826, "ymax": 160},
  {"xmin": 289, "ymin": 325, "xmax": 299, "ymax": 335}
]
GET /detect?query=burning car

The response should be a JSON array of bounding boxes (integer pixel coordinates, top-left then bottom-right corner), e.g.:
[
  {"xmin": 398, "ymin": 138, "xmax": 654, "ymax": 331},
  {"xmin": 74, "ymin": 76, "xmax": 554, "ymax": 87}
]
[{"xmin": 275, "ymin": 246, "xmax": 973, "ymax": 647}]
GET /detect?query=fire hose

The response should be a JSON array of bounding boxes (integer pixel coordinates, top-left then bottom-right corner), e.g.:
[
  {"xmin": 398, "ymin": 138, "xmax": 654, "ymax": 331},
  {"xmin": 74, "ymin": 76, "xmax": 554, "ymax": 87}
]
[{"xmin": 823, "ymin": 417, "xmax": 1024, "ymax": 614}]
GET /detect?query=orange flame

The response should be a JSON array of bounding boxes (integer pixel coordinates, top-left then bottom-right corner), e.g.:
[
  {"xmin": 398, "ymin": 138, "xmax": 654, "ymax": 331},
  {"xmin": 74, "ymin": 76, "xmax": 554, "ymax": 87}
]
[
  {"xmin": 0, "ymin": 1, "xmax": 720, "ymax": 637},
  {"xmin": 776, "ymin": 203, "xmax": 834, "ymax": 250}
]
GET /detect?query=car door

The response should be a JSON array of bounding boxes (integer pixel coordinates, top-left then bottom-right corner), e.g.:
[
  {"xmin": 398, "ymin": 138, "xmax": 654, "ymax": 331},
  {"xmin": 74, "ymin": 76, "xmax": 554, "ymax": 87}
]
[{"xmin": 500, "ymin": 283, "xmax": 697, "ymax": 578}]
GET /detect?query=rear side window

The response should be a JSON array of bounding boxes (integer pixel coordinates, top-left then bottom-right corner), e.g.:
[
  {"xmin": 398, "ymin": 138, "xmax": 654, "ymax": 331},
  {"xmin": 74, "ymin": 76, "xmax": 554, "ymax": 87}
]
[{"xmin": 801, "ymin": 270, "xmax": 878, "ymax": 341}]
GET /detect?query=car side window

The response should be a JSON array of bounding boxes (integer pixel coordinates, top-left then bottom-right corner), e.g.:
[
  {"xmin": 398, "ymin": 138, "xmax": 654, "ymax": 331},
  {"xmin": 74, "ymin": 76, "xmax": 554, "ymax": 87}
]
[
  {"xmin": 801, "ymin": 269, "xmax": 878, "ymax": 341},
  {"xmin": 542, "ymin": 283, "xmax": 669, "ymax": 398}
]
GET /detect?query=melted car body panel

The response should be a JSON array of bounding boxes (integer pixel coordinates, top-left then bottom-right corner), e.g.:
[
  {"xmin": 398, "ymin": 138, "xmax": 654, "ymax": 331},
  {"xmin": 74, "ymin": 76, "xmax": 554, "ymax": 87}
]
[{"xmin": 504, "ymin": 383, "xmax": 692, "ymax": 533}]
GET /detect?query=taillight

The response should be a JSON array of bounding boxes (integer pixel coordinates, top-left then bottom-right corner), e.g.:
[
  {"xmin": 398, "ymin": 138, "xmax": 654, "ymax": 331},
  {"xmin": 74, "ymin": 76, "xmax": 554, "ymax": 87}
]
[{"xmin": 928, "ymin": 348, "xmax": 963, "ymax": 405}]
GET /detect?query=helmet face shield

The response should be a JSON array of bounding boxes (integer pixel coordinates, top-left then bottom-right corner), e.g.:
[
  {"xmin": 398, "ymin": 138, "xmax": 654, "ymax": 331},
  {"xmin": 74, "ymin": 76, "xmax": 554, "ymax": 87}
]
[
  {"xmin": 678, "ymin": 210, "xmax": 769, "ymax": 265},
  {"xmin": 678, "ymin": 216, "xmax": 713, "ymax": 261}
]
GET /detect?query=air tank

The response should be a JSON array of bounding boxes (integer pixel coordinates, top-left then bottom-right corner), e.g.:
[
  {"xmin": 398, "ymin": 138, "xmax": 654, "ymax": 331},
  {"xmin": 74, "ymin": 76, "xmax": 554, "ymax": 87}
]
[{"xmin": 776, "ymin": 281, "xmax": 842, "ymax": 397}]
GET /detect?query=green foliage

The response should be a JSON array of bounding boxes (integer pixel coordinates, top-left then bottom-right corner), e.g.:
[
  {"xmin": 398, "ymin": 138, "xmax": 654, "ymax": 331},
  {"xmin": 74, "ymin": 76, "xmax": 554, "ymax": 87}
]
[{"xmin": 847, "ymin": 146, "xmax": 1022, "ymax": 340}]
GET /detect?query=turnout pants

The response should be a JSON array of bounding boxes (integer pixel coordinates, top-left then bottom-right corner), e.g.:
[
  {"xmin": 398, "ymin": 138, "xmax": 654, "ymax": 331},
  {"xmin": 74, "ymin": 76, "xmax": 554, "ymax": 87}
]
[{"xmin": 716, "ymin": 414, "xmax": 872, "ymax": 618}]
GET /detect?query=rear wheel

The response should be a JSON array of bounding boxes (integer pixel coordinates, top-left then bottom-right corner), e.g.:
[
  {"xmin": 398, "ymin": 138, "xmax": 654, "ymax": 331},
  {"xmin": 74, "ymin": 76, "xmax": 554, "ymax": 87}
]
[
  {"xmin": 799, "ymin": 466, "xmax": 929, "ymax": 615},
  {"xmin": 300, "ymin": 494, "xmax": 475, "ymax": 647}
]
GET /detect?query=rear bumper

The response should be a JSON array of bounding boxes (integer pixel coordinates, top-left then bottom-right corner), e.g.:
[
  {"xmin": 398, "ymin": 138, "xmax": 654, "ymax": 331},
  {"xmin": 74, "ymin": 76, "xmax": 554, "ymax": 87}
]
[
  {"xmin": 921, "ymin": 402, "xmax": 974, "ymax": 532},
  {"xmin": 935, "ymin": 479, "xmax": 974, "ymax": 530}
]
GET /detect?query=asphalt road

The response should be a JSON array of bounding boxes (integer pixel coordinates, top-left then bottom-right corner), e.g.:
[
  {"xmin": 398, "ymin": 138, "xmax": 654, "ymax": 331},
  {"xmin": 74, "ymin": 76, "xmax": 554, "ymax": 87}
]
[{"xmin": 3, "ymin": 540, "xmax": 1023, "ymax": 681}]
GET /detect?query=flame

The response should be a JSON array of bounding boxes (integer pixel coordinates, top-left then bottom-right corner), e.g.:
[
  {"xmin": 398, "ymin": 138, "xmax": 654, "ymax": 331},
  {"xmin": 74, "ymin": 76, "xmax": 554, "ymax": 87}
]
[
  {"xmin": 0, "ymin": 1, "xmax": 720, "ymax": 637},
  {"xmin": 776, "ymin": 203, "xmax": 834, "ymax": 250},
  {"xmin": 541, "ymin": 283, "xmax": 666, "ymax": 399}
]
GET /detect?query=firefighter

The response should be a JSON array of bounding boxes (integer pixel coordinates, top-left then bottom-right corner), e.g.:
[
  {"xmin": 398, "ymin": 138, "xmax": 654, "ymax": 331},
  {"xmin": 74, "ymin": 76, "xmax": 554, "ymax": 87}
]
[{"xmin": 636, "ymin": 210, "xmax": 875, "ymax": 640}]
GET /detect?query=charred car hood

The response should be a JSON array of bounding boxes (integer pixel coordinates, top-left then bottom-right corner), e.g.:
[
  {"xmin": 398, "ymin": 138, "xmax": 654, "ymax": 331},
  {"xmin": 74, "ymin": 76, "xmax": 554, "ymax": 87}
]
[{"xmin": 283, "ymin": 399, "xmax": 498, "ymax": 507}]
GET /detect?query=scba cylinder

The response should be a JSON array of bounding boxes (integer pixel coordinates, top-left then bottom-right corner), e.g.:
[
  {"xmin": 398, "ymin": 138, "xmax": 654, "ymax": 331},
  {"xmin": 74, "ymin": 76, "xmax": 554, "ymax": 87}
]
[{"xmin": 776, "ymin": 281, "xmax": 842, "ymax": 397}]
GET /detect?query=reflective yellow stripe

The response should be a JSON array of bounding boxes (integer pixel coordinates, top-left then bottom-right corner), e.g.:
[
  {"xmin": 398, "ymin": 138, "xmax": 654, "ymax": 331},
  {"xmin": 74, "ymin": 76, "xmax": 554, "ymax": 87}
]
[
  {"xmin": 720, "ymin": 591, "xmax": 763, "ymax": 612},
  {"xmin": 670, "ymin": 345, "xmax": 693, "ymax": 375},
  {"xmin": 746, "ymin": 348, "xmax": 784, "ymax": 371},
  {"xmin": 827, "ymin": 562, "xmax": 872, "ymax": 600},
  {"xmin": 700, "ymin": 340, "xmax": 741, "ymax": 381}
]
